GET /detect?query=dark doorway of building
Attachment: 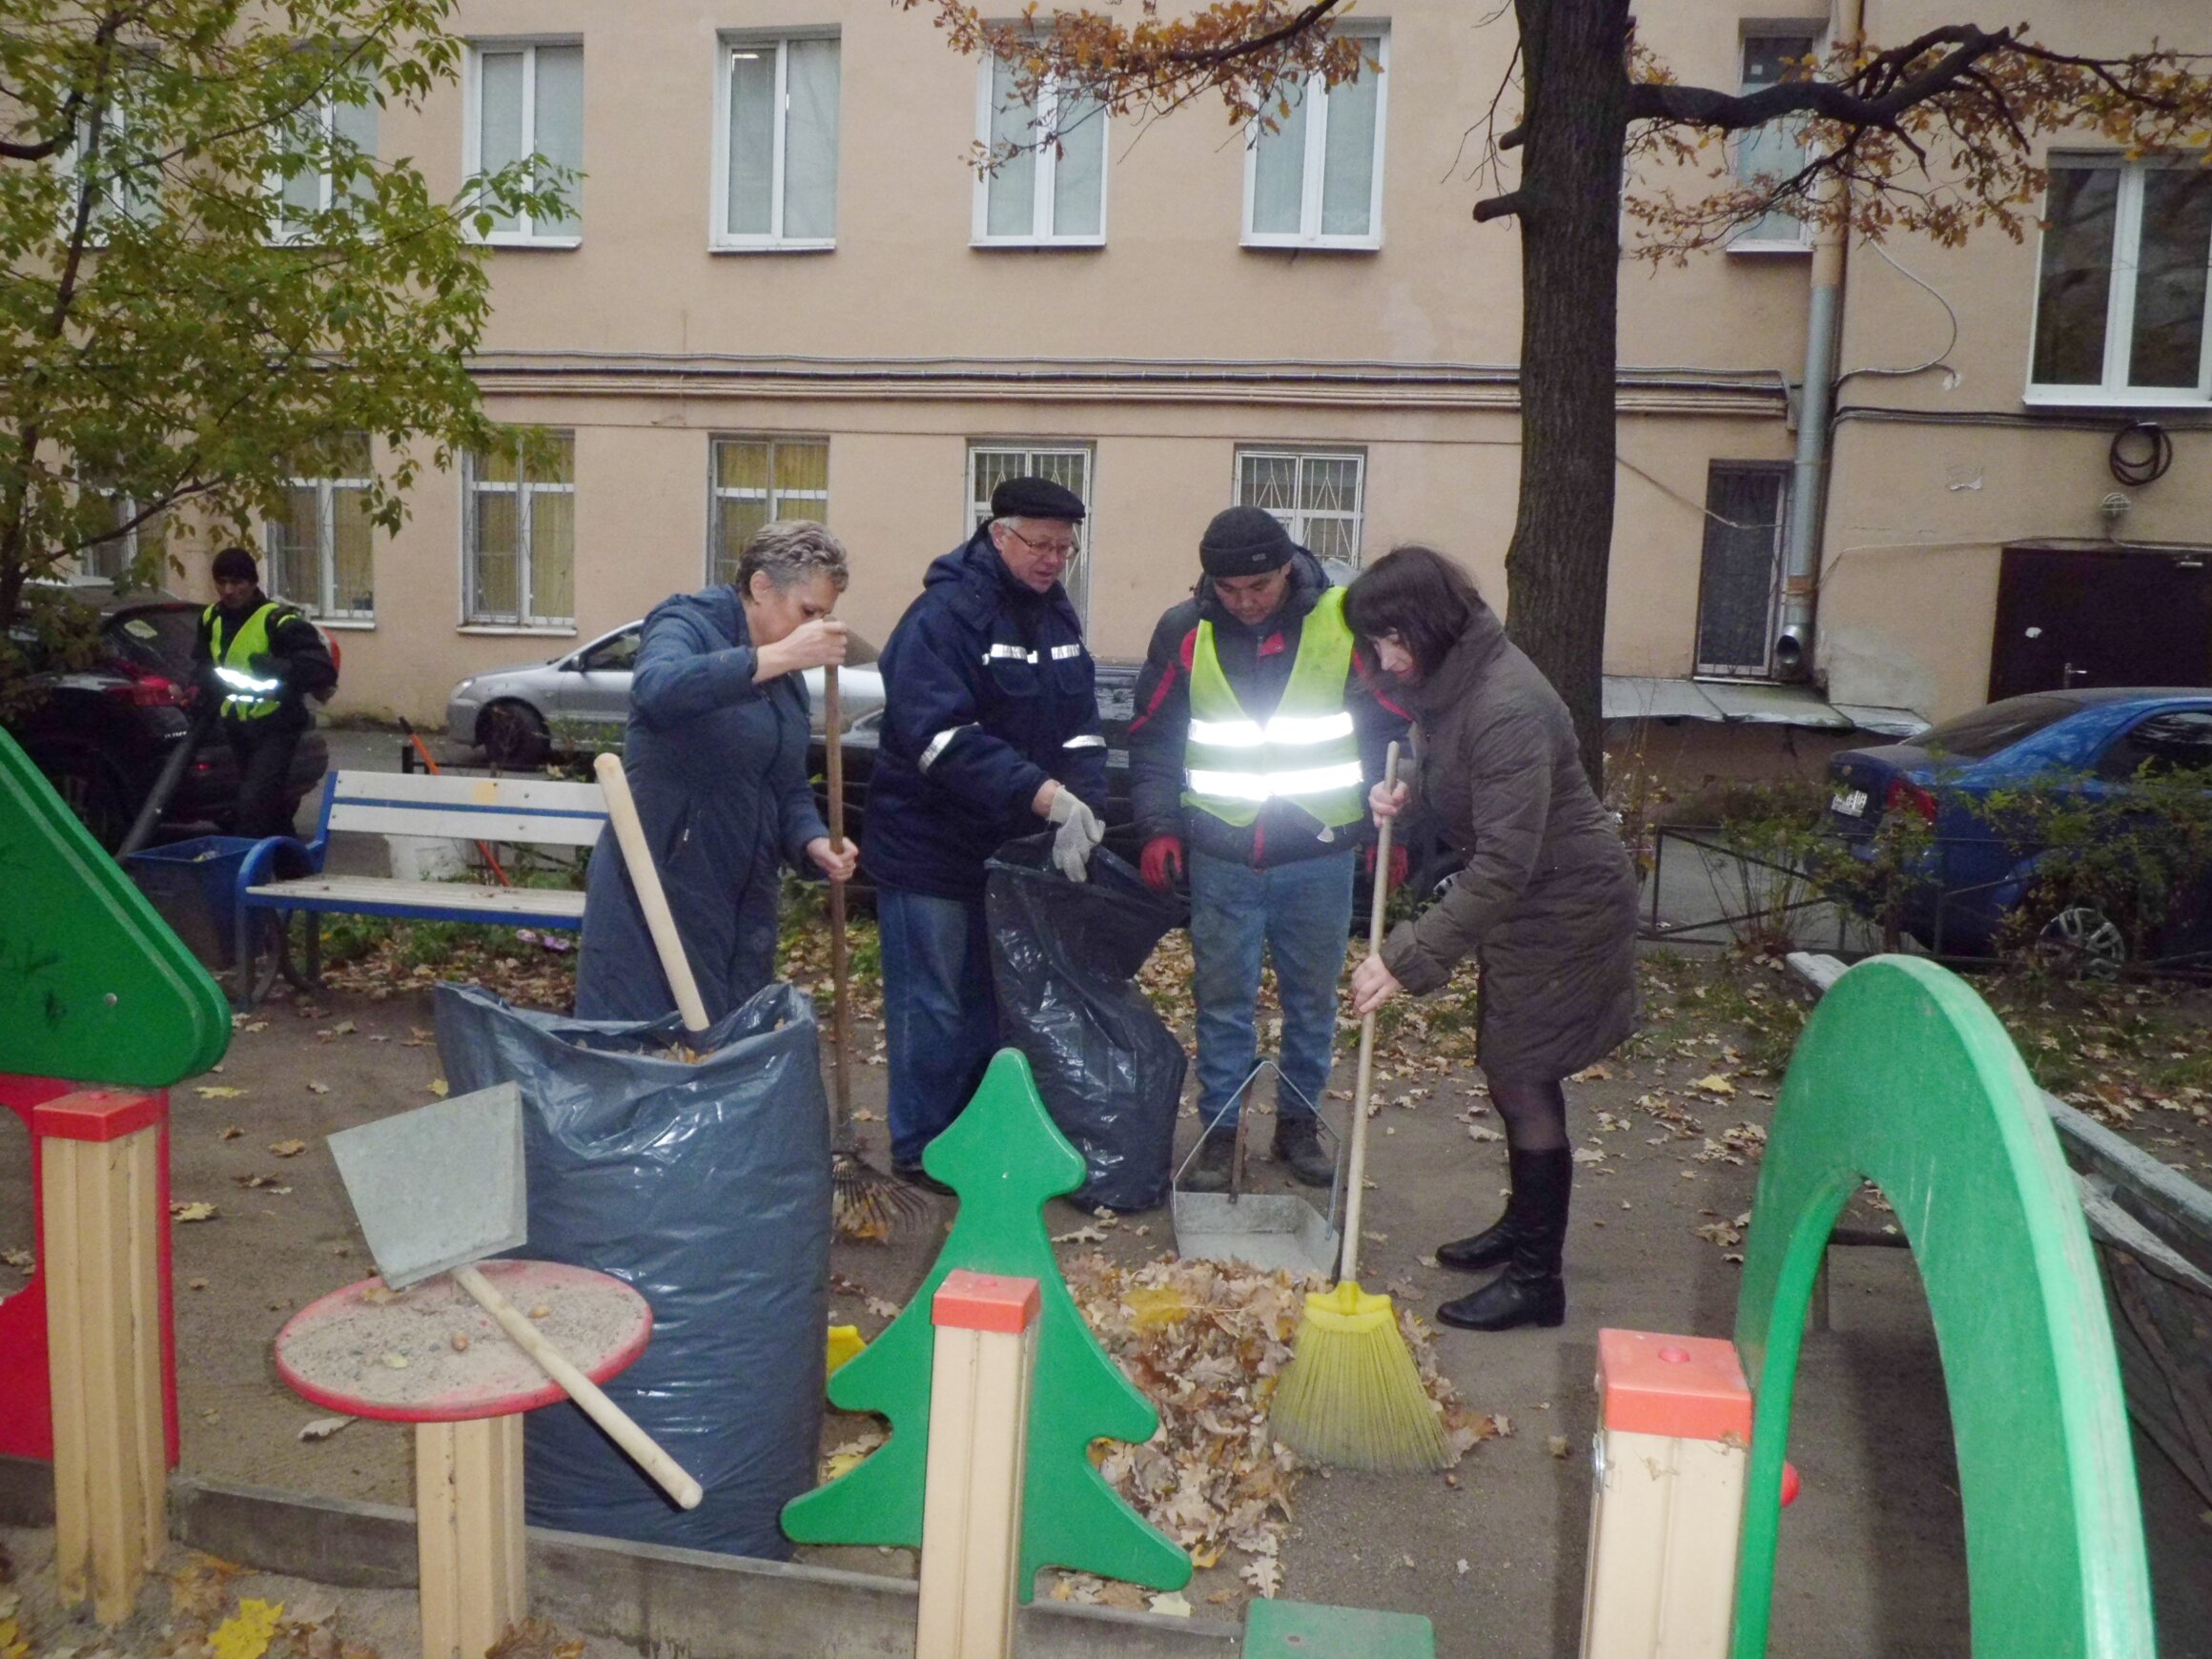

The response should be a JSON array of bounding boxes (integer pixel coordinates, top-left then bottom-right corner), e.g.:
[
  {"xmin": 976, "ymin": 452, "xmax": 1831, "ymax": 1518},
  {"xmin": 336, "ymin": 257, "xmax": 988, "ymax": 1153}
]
[
  {"xmin": 1988, "ymin": 544, "xmax": 2212, "ymax": 703},
  {"xmin": 1694, "ymin": 463, "xmax": 1791, "ymax": 678}
]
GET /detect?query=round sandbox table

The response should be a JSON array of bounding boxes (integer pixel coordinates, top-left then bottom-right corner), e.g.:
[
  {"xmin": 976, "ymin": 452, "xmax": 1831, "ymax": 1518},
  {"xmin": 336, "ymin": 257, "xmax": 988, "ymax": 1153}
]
[{"xmin": 276, "ymin": 1260, "xmax": 652, "ymax": 1659}]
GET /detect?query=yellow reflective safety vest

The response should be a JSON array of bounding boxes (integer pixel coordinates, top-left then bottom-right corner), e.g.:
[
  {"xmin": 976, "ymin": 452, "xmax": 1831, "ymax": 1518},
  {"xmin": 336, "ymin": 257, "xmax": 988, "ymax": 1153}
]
[
  {"xmin": 202, "ymin": 600, "xmax": 289, "ymax": 721},
  {"xmin": 1182, "ymin": 585, "xmax": 1365, "ymax": 829}
]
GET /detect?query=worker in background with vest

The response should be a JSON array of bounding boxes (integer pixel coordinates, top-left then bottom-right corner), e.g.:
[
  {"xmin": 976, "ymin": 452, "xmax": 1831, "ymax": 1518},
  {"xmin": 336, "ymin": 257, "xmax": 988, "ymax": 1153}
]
[
  {"xmin": 1128, "ymin": 507, "xmax": 1409, "ymax": 1192},
  {"xmin": 190, "ymin": 545, "xmax": 338, "ymax": 836}
]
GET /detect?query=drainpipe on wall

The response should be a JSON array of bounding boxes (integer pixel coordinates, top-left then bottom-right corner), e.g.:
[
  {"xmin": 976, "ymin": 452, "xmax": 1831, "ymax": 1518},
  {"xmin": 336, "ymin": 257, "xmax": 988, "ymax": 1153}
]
[{"xmin": 1773, "ymin": 0, "xmax": 1864, "ymax": 681}]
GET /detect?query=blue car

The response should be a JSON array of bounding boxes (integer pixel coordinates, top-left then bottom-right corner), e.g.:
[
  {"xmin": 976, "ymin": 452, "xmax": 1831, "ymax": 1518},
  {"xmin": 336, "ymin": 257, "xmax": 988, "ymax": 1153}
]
[{"xmin": 1822, "ymin": 688, "xmax": 2212, "ymax": 972}]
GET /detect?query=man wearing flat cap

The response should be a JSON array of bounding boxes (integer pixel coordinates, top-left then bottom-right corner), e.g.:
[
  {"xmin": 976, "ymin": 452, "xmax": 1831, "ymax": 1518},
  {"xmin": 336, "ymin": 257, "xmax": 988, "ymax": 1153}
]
[
  {"xmin": 865, "ymin": 476, "xmax": 1110, "ymax": 1191},
  {"xmin": 1127, "ymin": 506, "xmax": 1407, "ymax": 1192}
]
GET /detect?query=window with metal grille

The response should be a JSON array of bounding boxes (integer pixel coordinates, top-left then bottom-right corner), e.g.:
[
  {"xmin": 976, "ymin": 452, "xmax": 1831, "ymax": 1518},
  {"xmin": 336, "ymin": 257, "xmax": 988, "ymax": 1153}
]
[
  {"xmin": 265, "ymin": 434, "xmax": 375, "ymax": 620},
  {"xmin": 709, "ymin": 437, "xmax": 830, "ymax": 585},
  {"xmin": 1233, "ymin": 448, "xmax": 1365, "ymax": 566},
  {"xmin": 968, "ymin": 442, "xmax": 1094, "ymax": 619},
  {"xmin": 1693, "ymin": 464, "xmax": 1789, "ymax": 678},
  {"xmin": 463, "ymin": 432, "xmax": 574, "ymax": 625}
]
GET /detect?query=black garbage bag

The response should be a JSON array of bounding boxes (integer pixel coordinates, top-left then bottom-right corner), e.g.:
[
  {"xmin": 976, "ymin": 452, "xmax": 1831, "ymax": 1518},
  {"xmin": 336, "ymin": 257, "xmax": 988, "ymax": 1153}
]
[
  {"xmin": 985, "ymin": 835, "xmax": 1188, "ymax": 1211},
  {"xmin": 434, "ymin": 981, "xmax": 829, "ymax": 1560}
]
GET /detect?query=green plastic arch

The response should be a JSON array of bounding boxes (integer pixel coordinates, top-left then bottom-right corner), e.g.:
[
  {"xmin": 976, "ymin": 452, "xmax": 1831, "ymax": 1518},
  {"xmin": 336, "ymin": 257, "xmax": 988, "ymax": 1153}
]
[{"xmin": 1731, "ymin": 956, "xmax": 2153, "ymax": 1658}]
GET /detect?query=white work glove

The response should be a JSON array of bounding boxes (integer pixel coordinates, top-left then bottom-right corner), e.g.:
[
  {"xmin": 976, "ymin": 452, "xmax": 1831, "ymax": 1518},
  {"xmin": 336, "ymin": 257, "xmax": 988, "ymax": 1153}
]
[{"xmin": 1047, "ymin": 789, "xmax": 1104, "ymax": 882}]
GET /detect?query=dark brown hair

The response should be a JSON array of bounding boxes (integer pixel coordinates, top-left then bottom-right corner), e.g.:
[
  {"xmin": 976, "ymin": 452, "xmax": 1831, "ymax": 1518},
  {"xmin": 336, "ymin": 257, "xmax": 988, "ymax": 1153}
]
[{"xmin": 1343, "ymin": 544, "xmax": 1484, "ymax": 676}]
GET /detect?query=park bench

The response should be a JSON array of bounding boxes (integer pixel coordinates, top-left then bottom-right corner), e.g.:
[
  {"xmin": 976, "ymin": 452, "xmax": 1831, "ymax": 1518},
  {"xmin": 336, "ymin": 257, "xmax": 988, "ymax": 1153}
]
[{"xmin": 234, "ymin": 769, "xmax": 606, "ymax": 1008}]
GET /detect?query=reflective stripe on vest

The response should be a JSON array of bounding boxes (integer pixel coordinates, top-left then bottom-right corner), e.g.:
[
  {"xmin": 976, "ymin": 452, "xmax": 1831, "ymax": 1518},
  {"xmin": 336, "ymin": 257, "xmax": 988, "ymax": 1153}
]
[
  {"xmin": 1181, "ymin": 585, "xmax": 1364, "ymax": 829},
  {"xmin": 203, "ymin": 600, "xmax": 286, "ymax": 721}
]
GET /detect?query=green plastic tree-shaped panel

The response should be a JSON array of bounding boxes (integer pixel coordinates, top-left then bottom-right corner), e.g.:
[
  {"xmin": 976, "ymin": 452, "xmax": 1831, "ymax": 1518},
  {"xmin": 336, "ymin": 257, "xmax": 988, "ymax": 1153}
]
[
  {"xmin": 0, "ymin": 729, "xmax": 229, "ymax": 1086},
  {"xmin": 1731, "ymin": 956, "xmax": 2152, "ymax": 1658},
  {"xmin": 781, "ymin": 1048, "xmax": 1190, "ymax": 1597}
]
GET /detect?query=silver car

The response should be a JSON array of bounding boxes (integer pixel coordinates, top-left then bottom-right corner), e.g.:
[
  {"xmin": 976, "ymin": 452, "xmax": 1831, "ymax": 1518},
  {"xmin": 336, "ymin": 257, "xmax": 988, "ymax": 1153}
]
[{"xmin": 444, "ymin": 620, "xmax": 884, "ymax": 768}]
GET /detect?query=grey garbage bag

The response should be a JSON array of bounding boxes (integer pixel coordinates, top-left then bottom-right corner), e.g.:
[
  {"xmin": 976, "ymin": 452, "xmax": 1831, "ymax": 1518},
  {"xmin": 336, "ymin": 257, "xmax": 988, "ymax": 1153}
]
[
  {"xmin": 984, "ymin": 835, "xmax": 1188, "ymax": 1211},
  {"xmin": 434, "ymin": 980, "xmax": 829, "ymax": 1560}
]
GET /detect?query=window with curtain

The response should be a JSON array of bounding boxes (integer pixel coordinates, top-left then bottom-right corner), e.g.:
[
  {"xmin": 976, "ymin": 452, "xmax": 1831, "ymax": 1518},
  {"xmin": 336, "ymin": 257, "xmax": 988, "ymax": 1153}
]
[
  {"xmin": 968, "ymin": 442, "xmax": 1094, "ymax": 618},
  {"xmin": 973, "ymin": 54, "xmax": 1106, "ymax": 245},
  {"xmin": 1242, "ymin": 26, "xmax": 1386, "ymax": 249},
  {"xmin": 709, "ymin": 437, "xmax": 830, "ymax": 585},
  {"xmin": 274, "ymin": 92, "xmax": 378, "ymax": 241},
  {"xmin": 1729, "ymin": 32, "xmax": 1820, "ymax": 251},
  {"xmin": 718, "ymin": 35, "xmax": 840, "ymax": 248},
  {"xmin": 469, "ymin": 41, "xmax": 584, "ymax": 243},
  {"xmin": 464, "ymin": 432, "xmax": 574, "ymax": 625},
  {"xmin": 266, "ymin": 434, "xmax": 375, "ymax": 619},
  {"xmin": 2031, "ymin": 155, "xmax": 2212, "ymax": 402},
  {"xmin": 1234, "ymin": 448, "xmax": 1365, "ymax": 566}
]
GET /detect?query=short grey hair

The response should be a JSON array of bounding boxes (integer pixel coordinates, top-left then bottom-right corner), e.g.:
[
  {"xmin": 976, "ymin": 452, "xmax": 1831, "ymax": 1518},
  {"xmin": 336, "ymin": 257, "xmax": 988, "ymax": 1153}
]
[{"xmin": 736, "ymin": 519, "xmax": 850, "ymax": 594}]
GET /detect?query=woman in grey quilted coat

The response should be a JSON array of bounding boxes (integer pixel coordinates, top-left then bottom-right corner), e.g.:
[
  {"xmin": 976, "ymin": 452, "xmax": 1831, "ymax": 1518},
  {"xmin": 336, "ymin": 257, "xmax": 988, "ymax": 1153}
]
[{"xmin": 1344, "ymin": 545, "xmax": 1639, "ymax": 1332}]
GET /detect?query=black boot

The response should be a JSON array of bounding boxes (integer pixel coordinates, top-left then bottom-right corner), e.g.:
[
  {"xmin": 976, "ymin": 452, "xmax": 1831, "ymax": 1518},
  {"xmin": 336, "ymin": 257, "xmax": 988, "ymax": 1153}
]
[
  {"xmin": 1180, "ymin": 1129, "xmax": 1238, "ymax": 1194},
  {"xmin": 1435, "ymin": 1147, "xmax": 1556, "ymax": 1272},
  {"xmin": 1271, "ymin": 1112, "xmax": 1335, "ymax": 1189},
  {"xmin": 1437, "ymin": 1148, "xmax": 1570, "ymax": 1331}
]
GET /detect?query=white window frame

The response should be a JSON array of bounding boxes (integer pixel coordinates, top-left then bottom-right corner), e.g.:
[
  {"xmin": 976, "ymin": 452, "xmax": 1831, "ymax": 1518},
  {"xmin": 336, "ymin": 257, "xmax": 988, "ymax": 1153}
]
[
  {"xmin": 1726, "ymin": 26, "xmax": 1823, "ymax": 256},
  {"xmin": 2025, "ymin": 154, "xmax": 2212, "ymax": 408},
  {"xmin": 970, "ymin": 59, "xmax": 1108, "ymax": 248},
  {"xmin": 1232, "ymin": 446, "xmax": 1366, "ymax": 566},
  {"xmin": 461, "ymin": 436, "xmax": 575, "ymax": 628},
  {"xmin": 967, "ymin": 440, "xmax": 1096, "ymax": 621},
  {"xmin": 710, "ymin": 32, "xmax": 839, "ymax": 253},
  {"xmin": 707, "ymin": 435, "xmax": 830, "ymax": 584},
  {"xmin": 463, "ymin": 39, "xmax": 583, "ymax": 249},
  {"xmin": 62, "ymin": 97, "xmax": 158, "ymax": 240},
  {"xmin": 82, "ymin": 488, "xmax": 162, "ymax": 585},
  {"xmin": 269, "ymin": 90, "xmax": 376, "ymax": 243},
  {"xmin": 1239, "ymin": 25, "xmax": 1388, "ymax": 252},
  {"xmin": 265, "ymin": 444, "xmax": 376, "ymax": 622}
]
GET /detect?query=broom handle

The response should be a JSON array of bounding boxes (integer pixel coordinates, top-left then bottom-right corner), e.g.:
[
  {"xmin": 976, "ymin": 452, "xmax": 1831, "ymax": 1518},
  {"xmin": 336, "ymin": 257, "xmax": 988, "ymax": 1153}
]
[
  {"xmin": 594, "ymin": 752, "xmax": 713, "ymax": 1036},
  {"xmin": 1342, "ymin": 741, "xmax": 1401, "ymax": 1286},
  {"xmin": 453, "ymin": 1265, "xmax": 703, "ymax": 1510},
  {"xmin": 825, "ymin": 666, "xmax": 854, "ymax": 1146}
]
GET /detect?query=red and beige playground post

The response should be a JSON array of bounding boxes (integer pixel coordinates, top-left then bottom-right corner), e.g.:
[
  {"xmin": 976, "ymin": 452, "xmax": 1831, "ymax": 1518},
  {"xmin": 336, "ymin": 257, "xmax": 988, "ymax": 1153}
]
[{"xmin": 915, "ymin": 1270, "xmax": 1042, "ymax": 1659}]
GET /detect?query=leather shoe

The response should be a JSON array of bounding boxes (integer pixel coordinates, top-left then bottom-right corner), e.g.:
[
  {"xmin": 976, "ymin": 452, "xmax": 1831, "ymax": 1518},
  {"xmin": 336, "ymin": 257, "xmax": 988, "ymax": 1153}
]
[
  {"xmin": 1180, "ymin": 1131, "xmax": 1236, "ymax": 1194},
  {"xmin": 1435, "ymin": 1216, "xmax": 1524, "ymax": 1273},
  {"xmin": 1272, "ymin": 1113, "xmax": 1335, "ymax": 1189},
  {"xmin": 891, "ymin": 1160, "xmax": 955, "ymax": 1198},
  {"xmin": 1437, "ymin": 1268, "xmax": 1566, "ymax": 1331}
]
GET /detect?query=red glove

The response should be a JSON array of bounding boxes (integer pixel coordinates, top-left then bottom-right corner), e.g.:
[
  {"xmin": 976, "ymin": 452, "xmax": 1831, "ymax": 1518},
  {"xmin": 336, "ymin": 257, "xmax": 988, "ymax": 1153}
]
[
  {"xmin": 1139, "ymin": 835, "xmax": 1186, "ymax": 893},
  {"xmin": 1366, "ymin": 843, "xmax": 1409, "ymax": 891}
]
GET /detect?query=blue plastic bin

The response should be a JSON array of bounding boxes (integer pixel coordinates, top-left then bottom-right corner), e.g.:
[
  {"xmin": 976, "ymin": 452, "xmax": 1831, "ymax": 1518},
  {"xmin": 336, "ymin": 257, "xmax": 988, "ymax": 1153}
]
[{"xmin": 125, "ymin": 835, "xmax": 262, "ymax": 969}]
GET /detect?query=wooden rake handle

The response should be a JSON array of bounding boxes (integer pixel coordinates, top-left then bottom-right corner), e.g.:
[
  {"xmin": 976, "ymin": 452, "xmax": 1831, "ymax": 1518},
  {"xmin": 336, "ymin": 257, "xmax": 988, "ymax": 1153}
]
[
  {"xmin": 825, "ymin": 667, "xmax": 853, "ymax": 1137},
  {"xmin": 1342, "ymin": 741, "xmax": 1401, "ymax": 1286},
  {"xmin": 453, "ymin": 1266, "xmax": 703, "ymax": 1510},
  {"xmin": 594, "ymin": 752, "xmax": 712, "ymax": 1037}
]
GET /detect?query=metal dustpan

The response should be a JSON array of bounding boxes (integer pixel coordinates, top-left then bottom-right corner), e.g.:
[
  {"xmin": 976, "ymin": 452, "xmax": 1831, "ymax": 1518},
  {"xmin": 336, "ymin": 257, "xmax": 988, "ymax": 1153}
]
[
  {"xmin": 326, "ymin": 1082, "xmax": 527, "ymax": 1287},
  {"xmin": 1171, "ymin": 1063, "xmax": 1343, "ymax": 1277}
]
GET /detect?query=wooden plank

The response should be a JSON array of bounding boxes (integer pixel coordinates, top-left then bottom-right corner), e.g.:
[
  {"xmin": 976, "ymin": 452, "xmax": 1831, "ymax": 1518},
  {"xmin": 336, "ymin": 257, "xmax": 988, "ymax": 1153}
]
[
  {"xmin": 448, "ymin": 1416, "xmax": 522, "ymax": 1659},
  {"xmin": 325, "ymin": 805, "xmax": 606, "ymax": 847},
  {"xmin": 247, "ymin": 877, "xmax": 587, "ymax": 921},
  {"xmin": 417, "ymin": 1422, "xmax": 461, "ymax": 1659},
  {"xmin": 326, "ymin": 772, "xmax": 606, "ymax": 846},
  {"xmin": 82, "ymin": 1139, "xmax": 144, "ymax": 1624},
  {"xmin": 2101, "ymin": 1246, "xmax": 2212, "ymax": 1505},
  {"xmin": 44, "ymin": 1138, "xmax": 91, "ymax": 1609},
  {"xmin": 127, "ymin": 1129, "xmax": 166, "ymax": 1564},
  {"xmin": 331, "ymin": 770, "xmax": 605, "ymax": 813}
]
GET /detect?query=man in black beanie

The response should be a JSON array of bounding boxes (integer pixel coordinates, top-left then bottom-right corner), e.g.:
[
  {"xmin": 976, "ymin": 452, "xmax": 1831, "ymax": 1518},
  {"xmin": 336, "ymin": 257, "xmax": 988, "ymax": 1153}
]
[
  {"xmin": 190, "ymin": 545, "xmax": 338, "ymax": 836},
  {"xmin": 1127, "ymin": 507, "xmax": 1407, "ymax": 1191}
]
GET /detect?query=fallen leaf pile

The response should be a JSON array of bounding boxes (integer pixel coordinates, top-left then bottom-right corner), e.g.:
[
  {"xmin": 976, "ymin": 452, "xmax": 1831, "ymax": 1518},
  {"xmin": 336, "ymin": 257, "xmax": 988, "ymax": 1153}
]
[
  {"xmin": 320, "ymin": 923, "xmax": 578, "ymax": 1010},
  {"xmin": 483, "ymin": 1618, "xmax": 585, "ymax": 1659},
  {"xmin": 1062, "ymin": 1253, "xmax": 1505, "ymax": 1596}
]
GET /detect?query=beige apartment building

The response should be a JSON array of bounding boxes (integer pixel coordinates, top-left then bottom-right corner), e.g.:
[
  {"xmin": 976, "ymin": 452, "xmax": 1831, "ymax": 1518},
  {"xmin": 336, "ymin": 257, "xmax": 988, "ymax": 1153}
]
[{"xmin": 219, "ymin": 0, "xmax": 2212, "ymax": 749}]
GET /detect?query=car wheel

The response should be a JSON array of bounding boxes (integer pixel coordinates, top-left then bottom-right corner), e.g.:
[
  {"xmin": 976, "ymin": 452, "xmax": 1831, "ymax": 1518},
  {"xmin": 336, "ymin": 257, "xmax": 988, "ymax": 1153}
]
[
  {"xmin": 479, "ymin": 701, "xmax": 550, "ymax": 769},
  {"xmin": 38, "ymin": 747, "xmax": 133, "ymax": 850},
  {"xmin": 2036, "ymin": 905, "xmax": 2128, "ymax": 981}
]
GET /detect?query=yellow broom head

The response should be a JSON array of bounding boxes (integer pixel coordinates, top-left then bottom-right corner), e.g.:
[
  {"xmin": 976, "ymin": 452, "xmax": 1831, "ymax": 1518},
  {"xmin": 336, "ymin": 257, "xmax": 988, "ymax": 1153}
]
[{"xmin": 1269, "ymin": 1281, "xmax": 1450, "ymax": 1475}]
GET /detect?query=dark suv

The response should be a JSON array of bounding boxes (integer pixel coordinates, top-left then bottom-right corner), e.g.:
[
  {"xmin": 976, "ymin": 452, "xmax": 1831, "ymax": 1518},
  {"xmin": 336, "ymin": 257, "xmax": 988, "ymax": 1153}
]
[{"xmin": 5, "ymin": 588, "xmax": 330, "ymax": 849}]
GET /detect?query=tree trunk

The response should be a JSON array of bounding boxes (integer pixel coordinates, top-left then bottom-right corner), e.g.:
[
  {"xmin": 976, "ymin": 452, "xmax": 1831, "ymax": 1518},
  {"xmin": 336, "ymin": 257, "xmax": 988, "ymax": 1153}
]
[{"xmin": 1504, "ymin": 0, "xmax": 1631, "ymax": 789}]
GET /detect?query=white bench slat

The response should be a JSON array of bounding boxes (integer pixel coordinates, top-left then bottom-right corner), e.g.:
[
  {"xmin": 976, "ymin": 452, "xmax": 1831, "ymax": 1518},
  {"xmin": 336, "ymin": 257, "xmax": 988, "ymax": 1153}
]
[
  {"xmin": 324, "ymin": 770, "xmax": 607, "ymax": 848},
  {"xmin": 248, "ymin": 876, "xmax": 588, "ymax": 921}
]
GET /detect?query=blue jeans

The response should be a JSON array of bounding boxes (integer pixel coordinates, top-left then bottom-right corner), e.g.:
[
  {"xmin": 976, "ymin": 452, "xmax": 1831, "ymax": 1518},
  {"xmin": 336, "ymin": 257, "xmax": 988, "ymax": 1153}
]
[
  {"xmin": 877, "ymin": 885, "xmax": 999, "ymax": 1167},
  {"xmin": 1187, "ymin": 849, "xmax": 1356, "ymax": 1130}
]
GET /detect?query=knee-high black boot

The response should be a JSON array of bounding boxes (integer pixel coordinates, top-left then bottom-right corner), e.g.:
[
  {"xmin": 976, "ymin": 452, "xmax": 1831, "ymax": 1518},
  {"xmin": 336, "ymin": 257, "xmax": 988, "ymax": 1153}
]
[
  {"xmin": 1435, "ymin": 1146, "xmax": 1560, "ymax": 1272},
  {"xmin": 1436, "ymin": 1147, "xmax": 1570, "ymax": 1331}
]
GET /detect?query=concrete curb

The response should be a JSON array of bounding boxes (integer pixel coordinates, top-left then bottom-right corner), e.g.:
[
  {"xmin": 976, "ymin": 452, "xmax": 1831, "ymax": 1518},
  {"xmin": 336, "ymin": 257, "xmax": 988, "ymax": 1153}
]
[{"xmin": 0, "ymin": 1459, "xmax": 1237, "ymax": 1658}]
